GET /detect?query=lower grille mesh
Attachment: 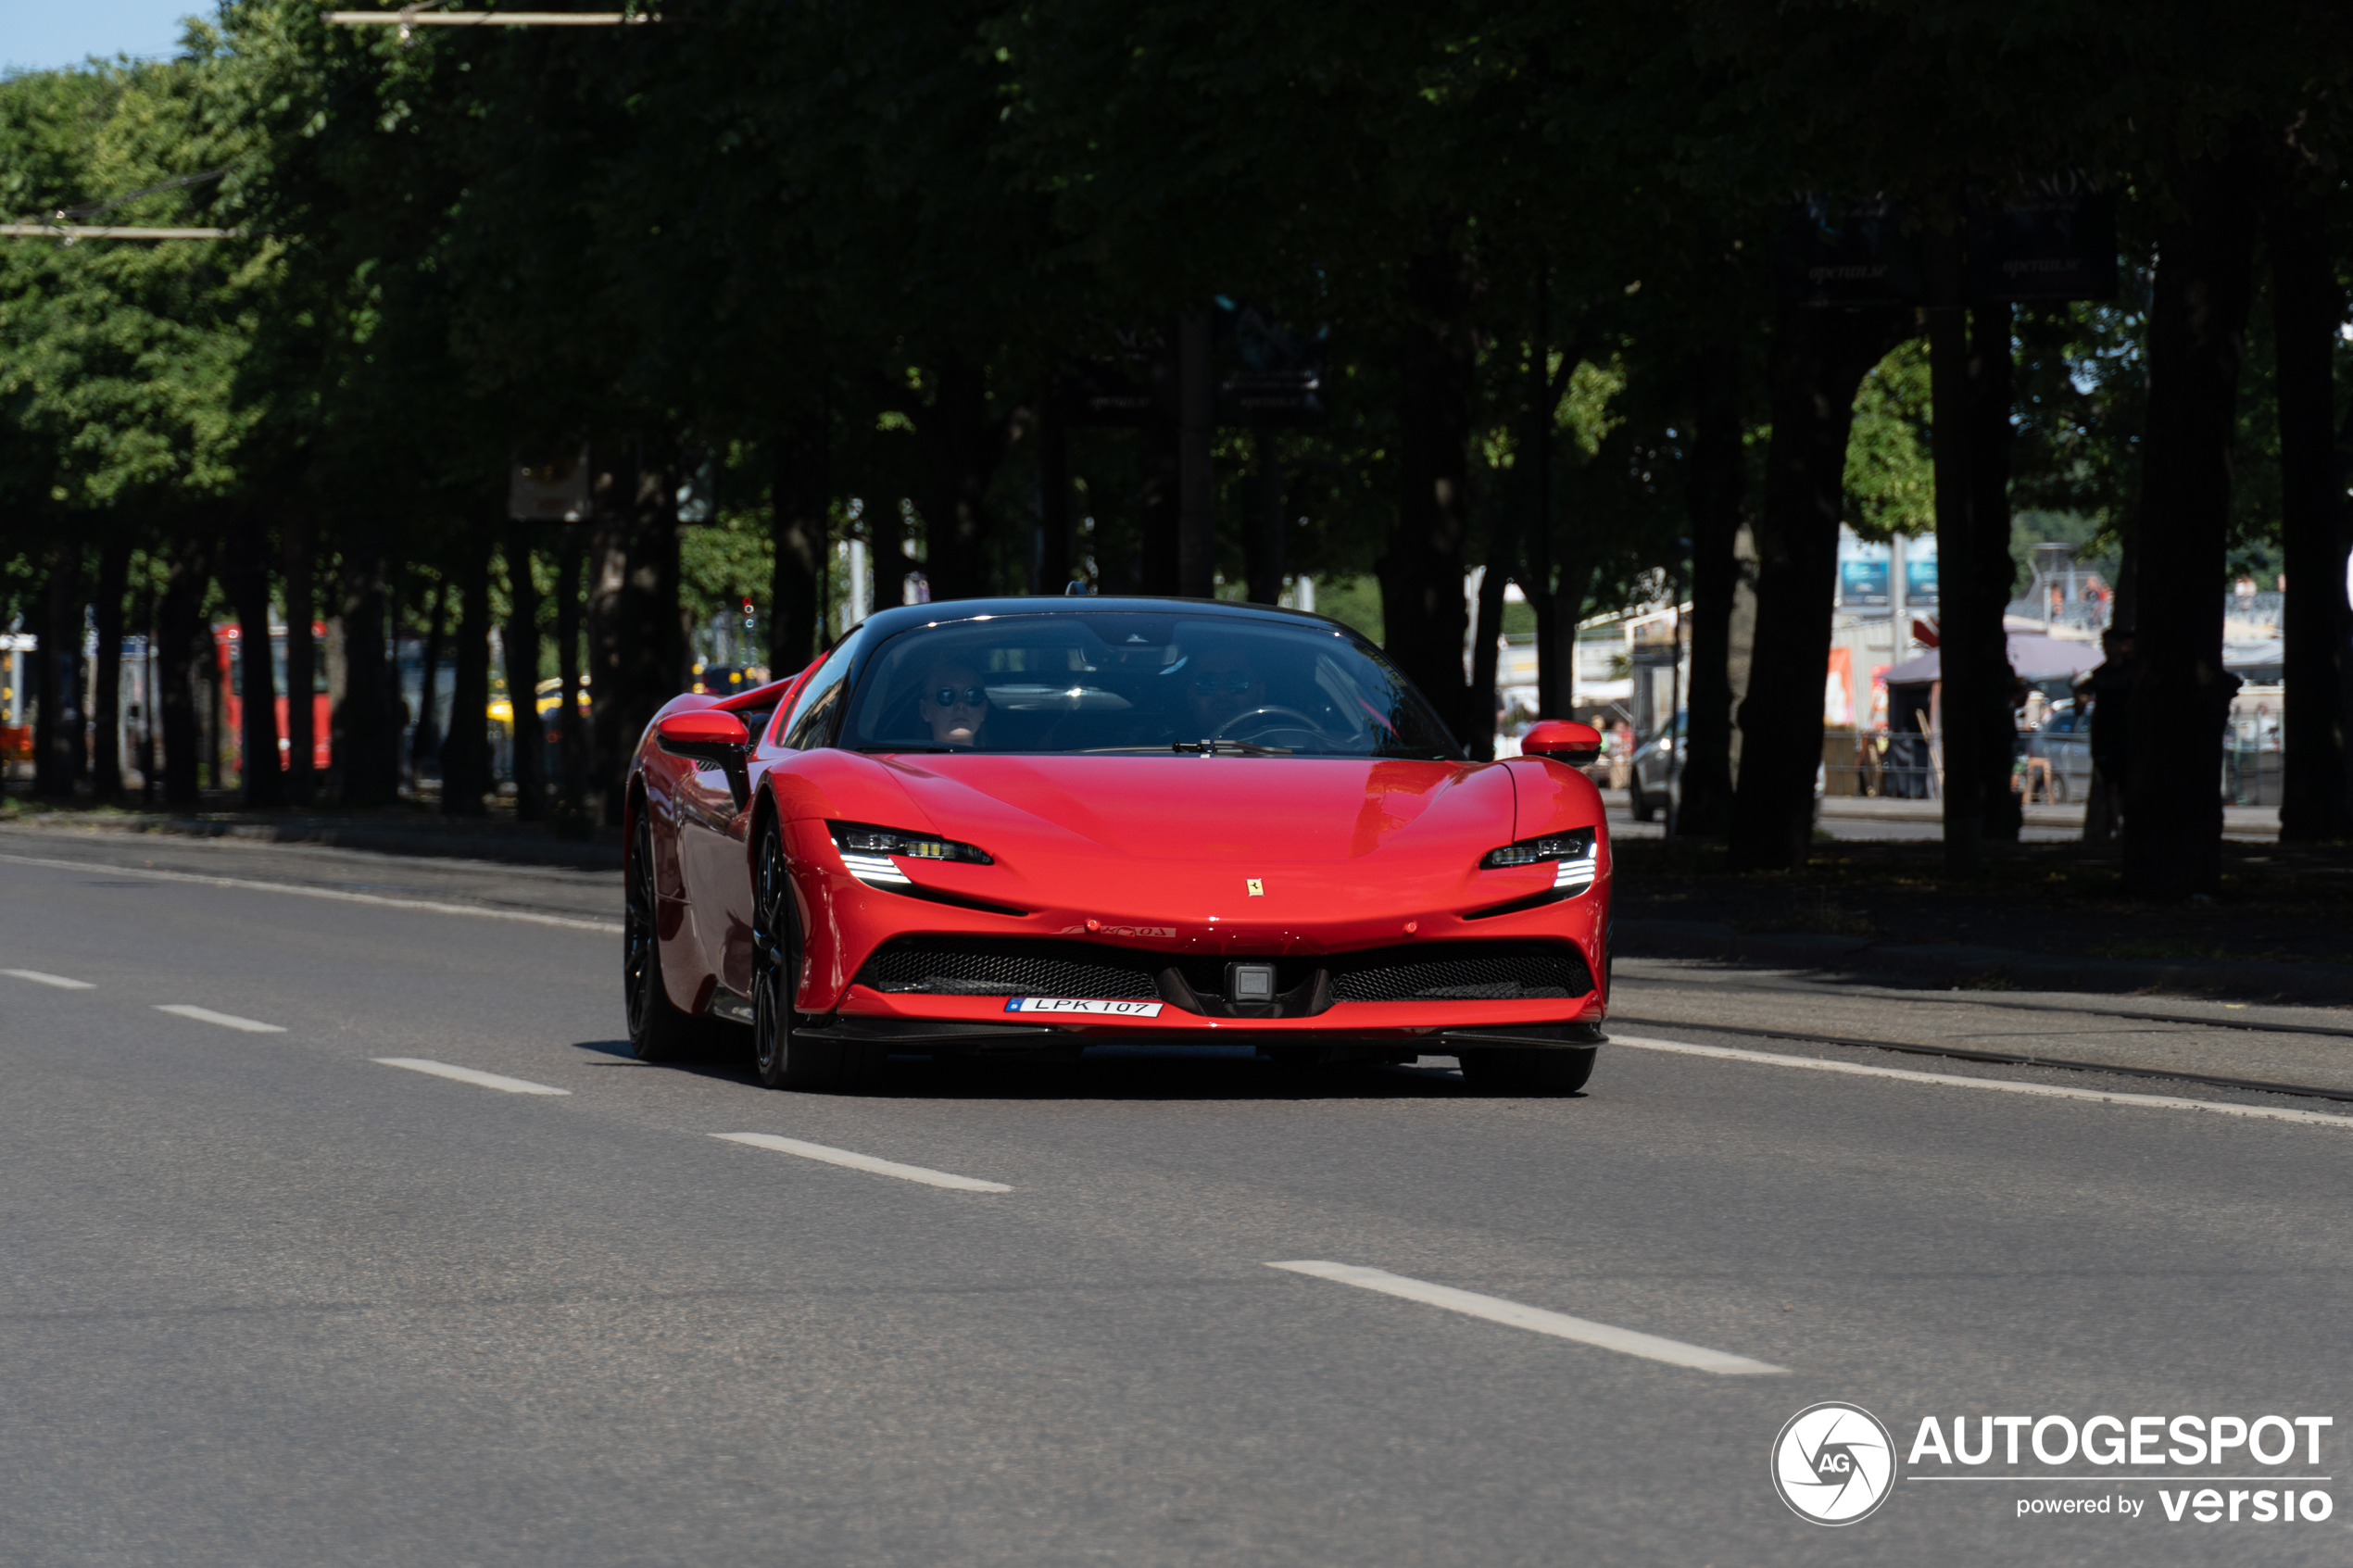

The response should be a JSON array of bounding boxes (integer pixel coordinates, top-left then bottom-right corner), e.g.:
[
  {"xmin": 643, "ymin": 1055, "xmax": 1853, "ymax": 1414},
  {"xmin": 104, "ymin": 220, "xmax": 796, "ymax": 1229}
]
[
  {"xmin": 1329, "ymin": 942, "xmax": 1592, "ymax": 1002},
  {"xmin": 856, "ymin": 936, "xmax": 1591, "ymax": 1009},
  {"xmin": 857, "ymin": 938, "xmax": 1160, "ymax": 999}
]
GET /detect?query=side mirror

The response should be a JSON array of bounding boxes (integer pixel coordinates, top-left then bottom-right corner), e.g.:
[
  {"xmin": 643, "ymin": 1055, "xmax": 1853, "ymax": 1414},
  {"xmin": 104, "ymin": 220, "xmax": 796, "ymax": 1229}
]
[
  {"xmin": 656, "ymin": 709, "xmax": 752, "ymax": 807},
  {"xmin": 1520, "ymin": 720, "xmax": 1604, "ymax": 766}
]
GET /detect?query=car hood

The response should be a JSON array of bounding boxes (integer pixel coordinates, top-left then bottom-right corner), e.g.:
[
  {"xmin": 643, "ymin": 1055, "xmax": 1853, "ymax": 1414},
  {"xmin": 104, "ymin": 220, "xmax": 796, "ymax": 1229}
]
[{"xmin": 860, "ymin": 753, "xmax": 1510, "ymax": 865}]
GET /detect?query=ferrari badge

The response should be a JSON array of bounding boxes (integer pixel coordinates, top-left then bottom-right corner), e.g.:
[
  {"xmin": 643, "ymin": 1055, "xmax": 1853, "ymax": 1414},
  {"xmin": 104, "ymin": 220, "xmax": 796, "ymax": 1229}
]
[{"xmin": 1246, "ymin": 878, "xmax": 1265, "ymax": 897}]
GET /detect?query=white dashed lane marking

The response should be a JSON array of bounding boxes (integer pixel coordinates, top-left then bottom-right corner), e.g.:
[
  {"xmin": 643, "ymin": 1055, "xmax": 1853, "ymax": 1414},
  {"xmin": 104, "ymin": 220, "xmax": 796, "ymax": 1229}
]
[
  {"xmin": 0, "ymin": 851, "xmax": 623, "ymax": 934},
  {"xmin": 3, "ymin": 969, "xmax": 94, "ymax": 989},
  {"xmin": 373, "ymin": 1059, "xmax": 572, "ymax": 1096},
  {"xmin": 154, "ymin": 1004, "xmax": 286, "ymax": 1034},
  {"xmin": 1609, "ymin": 1034, "xmax": 2353, "ymax": 1129},
  {"xmin": 711, "ymin": 1133, "xmax": 1013, "ymax": 1192},
  {"xmin": 1267, "ymin": 1261, "xmax": 1789, "ymax": 1375}
]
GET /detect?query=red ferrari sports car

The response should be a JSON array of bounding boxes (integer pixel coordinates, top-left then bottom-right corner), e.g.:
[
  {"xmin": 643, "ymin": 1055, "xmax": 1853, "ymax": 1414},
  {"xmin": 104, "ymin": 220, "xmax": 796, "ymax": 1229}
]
[{"xmin": 623, "ymin": 596, "xmax": 1611, "ymax": 1094}]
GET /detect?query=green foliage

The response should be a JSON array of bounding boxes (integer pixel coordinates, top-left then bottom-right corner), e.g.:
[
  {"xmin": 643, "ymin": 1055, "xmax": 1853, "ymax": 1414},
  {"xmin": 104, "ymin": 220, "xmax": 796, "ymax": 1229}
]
[{"xmin": 1843, "ymin": 339, "xmax": 1934, "ymax": 542}]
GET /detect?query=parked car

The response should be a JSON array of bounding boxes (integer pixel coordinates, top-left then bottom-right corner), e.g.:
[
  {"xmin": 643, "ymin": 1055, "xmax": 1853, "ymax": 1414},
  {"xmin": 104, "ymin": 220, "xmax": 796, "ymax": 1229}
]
[
  {"xmin": 2025, "ymin": 698, "xmax": 2094, "ymax": 803},
  {"xmin": 1628, "ymin": 711, "xmax": 1684, "ymax": 822},
  {"xmin": 1628, "ymin": 709, "xmax": 1821, "ymax": 822}
]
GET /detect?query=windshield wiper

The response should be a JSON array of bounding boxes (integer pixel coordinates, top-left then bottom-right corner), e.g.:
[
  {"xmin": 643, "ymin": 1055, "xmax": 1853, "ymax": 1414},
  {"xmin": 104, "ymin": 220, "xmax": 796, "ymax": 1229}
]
[{"xmin": 1076, "ymin": 740, "xmax": 1293, "ymax": 757}]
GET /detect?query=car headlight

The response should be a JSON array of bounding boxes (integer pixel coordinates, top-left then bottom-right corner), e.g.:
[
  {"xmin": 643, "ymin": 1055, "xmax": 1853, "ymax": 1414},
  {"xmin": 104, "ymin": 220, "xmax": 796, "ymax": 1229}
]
[
  {"xmin": 829, "ymin": 822, "xmax": 993, "ymax": 889},
  {"xmin": 1479, "ymin": 829, "xmax": 1598, "ymax": 895}
]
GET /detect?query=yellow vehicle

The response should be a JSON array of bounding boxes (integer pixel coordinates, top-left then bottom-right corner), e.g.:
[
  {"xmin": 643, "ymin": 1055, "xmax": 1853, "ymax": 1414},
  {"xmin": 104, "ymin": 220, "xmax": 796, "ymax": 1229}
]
[{"xmin": 489, "ymin": 676, "xmax": 591, "ymax": 743}]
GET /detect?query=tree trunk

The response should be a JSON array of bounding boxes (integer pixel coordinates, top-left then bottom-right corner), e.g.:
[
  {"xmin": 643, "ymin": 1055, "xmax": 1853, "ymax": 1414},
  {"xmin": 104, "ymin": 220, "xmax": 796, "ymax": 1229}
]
[
  {"xmin": 1730, "ymin": 303, "xmax": 1911, "ymax": 871},
  {"xmin": 1927, "ymin": 254, "xmax": 2020, "ymax": 874},
  {"xmin": 770, "ymin": 412, "xmax": 827, "ymax": 671},
  {"xmin": 554, "ymin": 525, "xmax": 588, "ymax": 809},
  {"xmin": 587, "ymin": 443, "xmax": 633, "ymax": 826},
  {"xmin": 33, "ymin": 541, "xmax": 83, "ymax": 799},
  {"xmin": 1680, "ymin": 343, "xmax": 1743, "ymax": 838},
  {"xmin": 92, "ymin": 537, "xmax": 130, "ymax": 801},
  {"xmin": 922, "ymin": 355, "xmax": 997, "ymax": 601},
  {"xmin": 1970, "ymin": 301, "xmax": 2020, "ymax": 843},
  {"xmin": 2125, "ymin": 151, "xmax": 2259, "ymax": 898},
  {"xmin": 2272, "ymin": 191, "xmax": 2350, "ymax": 842},
  {"xmin": 226, "ymin": 518, "xmax": 285, "ymax": 809},
  {"xmin": 333, "ymin": 521, "xmax": 396, "ymax": 808},
  {"xmin": 159, "ymin": 539, "xmax": 210, "ymax": 808},
  {"xmin": 411, "ymin": 577, "xmax": 447, "ymax": 779},
  {"xmin": 1467, "ymin": 558, "xmax": 1508, "ymax": 761},
  {"xmin": 610, "ymin": 438, "xmax": 684, "ymax": 801},
  {"xmin": 1139, "ymin": 415, "xmax": 1181, "ymax": 595},
  {"xmin": 1177, "ymin": 313, "xmax": 1215, "ymax": 598},
  {"xmin": 1246, "ymin": 429, "xmax": 1285, "ymax": 605},
  {"xmin": 503, "ymin": 525, "xmax": 545, "ymax": 822},
  {"xmin": 1383, "ymin": 245, "xmax": 1479, "ymax": 746},
  {"xmin": 282, "ymin": 518, "xmax": 318, "ymax": 805},
  {"xmin": 441, "ymin": 526, "xmax": 493, "ymax": 816},
  {"xmin": 1041, "ymin": 403, "xmax": 1074, "ymax": 595}
]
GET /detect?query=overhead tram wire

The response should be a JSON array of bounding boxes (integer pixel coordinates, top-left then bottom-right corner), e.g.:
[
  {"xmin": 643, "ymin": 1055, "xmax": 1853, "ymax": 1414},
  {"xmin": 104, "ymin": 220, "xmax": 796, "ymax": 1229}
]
[
  {"xmin": 325, "ymin": 7, "xmax": 655, "ymax": 41},
  {"xmin": 0, "ymin": 167, "xmax": 242, "ymax": 243}
]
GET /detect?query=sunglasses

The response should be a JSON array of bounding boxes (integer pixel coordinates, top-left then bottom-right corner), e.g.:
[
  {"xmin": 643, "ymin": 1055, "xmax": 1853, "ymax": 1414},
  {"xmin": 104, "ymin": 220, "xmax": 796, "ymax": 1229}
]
[
  {"xmin": 931, "ymin": 685, "xmax": 988, "ymax": 708},
  {"xmin": 1190, "ymin": 671, "xmax": 1255, "ymax": 695}
]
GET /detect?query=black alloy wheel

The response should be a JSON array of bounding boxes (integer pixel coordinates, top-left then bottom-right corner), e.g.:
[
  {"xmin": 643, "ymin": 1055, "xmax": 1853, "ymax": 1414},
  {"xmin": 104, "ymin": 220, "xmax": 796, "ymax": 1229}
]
[
  {"xmin": 625, "ymin": 806, "xmax": 698, "ymax": 1062},
  {"xmin": 750, "ymin": 825, "xmax": 888, "ymax": 1093},
  {"xmin": 749, "ymin": 824, "xmax": 806, "ymax": 1088}
]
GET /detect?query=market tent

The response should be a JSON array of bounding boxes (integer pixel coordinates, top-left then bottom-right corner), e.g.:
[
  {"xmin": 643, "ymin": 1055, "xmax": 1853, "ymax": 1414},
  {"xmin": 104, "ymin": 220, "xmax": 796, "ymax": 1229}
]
[{"xmin": 1881, "ymin": 633, "xmax": 2102, "ymax": 685}]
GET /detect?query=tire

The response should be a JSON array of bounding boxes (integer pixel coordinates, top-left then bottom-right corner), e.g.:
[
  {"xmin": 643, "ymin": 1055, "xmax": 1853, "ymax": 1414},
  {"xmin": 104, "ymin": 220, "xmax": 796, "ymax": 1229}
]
[
  {"xmin": 1629, "ymin": 784, "xmax": 1656, "ymax": 822},
  {"xmin": 750, "ymin": 822, "xmax": 889, "ymax": 1094},
  {"xmin": 1458, "ymin": 1047, "xmax": 1595, "ymax": 1097},
  {"xmin": 625, "ymin": 805, "xmax": 702, "ymax": 1063},
  {"xmin": 2045, "ymin": 770, "xmax": 2067, "ymax": 805}
]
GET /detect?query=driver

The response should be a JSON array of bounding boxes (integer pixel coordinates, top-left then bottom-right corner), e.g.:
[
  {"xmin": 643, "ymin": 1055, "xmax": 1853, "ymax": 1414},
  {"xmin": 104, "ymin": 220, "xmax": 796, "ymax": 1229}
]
[
  {"xmin": 1179, "ymin": 639, "xmax": 1267, "ymax": 739},
  {"xmin": 916, "ymin": 663, "xmax": 990, "ymax": 748}
]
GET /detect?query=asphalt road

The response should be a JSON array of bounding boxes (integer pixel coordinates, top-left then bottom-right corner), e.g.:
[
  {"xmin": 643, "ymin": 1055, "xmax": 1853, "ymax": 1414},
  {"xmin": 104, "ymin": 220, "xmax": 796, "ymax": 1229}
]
[{"xmin": 6, "ymin": 836, "xmax": 2353, "ymax": 1566}]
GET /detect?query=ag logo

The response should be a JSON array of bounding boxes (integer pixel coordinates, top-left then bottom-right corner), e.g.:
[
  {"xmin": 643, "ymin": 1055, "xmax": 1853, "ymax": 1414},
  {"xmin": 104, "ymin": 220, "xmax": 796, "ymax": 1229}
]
[{"xmin": 1771, "ymin": 1402, "xmax": 1896, "ymax": 1525}]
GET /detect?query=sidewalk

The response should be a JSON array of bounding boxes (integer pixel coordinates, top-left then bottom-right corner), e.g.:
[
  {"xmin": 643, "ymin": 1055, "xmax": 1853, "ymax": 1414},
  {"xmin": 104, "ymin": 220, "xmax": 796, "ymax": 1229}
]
[
  {"xmin": 1616, "ymin": 918, "xmax": 2353, "ymax": 1006},
  {"xmin": 1815, "ymin": 795, "xmax": 2281, "ymax": 840},
  {"xmin": 0, "ymin": 799, "xmax": 622, "ymax": 872}
]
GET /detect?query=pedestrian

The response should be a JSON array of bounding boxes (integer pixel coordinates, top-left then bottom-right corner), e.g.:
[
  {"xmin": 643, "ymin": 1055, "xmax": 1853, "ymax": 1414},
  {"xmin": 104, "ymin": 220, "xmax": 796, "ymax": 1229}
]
[{"xmin": 2082, "ymin": 628, "xmax": 2134, "ymax": 843}]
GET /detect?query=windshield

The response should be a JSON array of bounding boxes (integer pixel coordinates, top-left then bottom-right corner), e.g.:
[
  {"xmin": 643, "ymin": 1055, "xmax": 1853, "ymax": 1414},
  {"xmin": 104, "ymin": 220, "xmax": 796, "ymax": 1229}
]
[{"xmin": 839, "ymin": 612, "xmax": 1462, "ymax": 759}]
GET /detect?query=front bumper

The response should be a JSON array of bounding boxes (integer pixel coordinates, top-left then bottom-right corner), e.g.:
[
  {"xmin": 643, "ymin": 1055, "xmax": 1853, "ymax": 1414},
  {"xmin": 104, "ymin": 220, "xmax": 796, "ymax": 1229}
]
[{"xmin": 784, "ymin": 816, "xmax": 1611, "ymax": 1034}]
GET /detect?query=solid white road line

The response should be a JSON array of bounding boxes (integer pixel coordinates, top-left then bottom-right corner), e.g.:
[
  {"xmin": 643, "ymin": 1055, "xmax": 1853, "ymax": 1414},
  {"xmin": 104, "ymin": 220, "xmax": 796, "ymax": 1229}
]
[
  {"xmin": 710, "ymin": 1132, "xmax": 1013, "ymax": 1192},
  {"xmin": 1609, "ymin": 1033, "xmax": 2353, "ymax": 1129},
  {"xmin": 372, "ymin": 1058, "xmax": 572, "ymax": 1096},
  {"xmin": 1268, "ymin": 1261, "xmax": 1787, "ymax": 1375},
  {"xmin": 154, "ymin": 1003, "xmax": 286, "ymax": 1034},
  {"xmin": 3, "ymin": 968, "xmax": 94, "ymax": 989},
  {"xmin": 0, "ymin": 851, "xmax": 623, "ymax": 934}
]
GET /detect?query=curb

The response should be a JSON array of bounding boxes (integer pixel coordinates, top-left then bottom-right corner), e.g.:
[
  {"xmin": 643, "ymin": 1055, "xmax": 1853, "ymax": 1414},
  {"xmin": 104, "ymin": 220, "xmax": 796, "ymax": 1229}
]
[
  {"xmin": 1616, "ymin": 918, "xmax": 2353, "ymax": 1006},
  {"xmin": 0, "ymin": 814, "xmax": 623, "ymax": 872}
]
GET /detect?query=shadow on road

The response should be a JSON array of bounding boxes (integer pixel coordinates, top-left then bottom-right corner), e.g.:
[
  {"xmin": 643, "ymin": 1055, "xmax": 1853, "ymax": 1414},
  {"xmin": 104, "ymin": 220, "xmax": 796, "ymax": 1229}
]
[{"xmin": 564, "ymin": 1035, "xmax": 1551, "ymax": 1102}]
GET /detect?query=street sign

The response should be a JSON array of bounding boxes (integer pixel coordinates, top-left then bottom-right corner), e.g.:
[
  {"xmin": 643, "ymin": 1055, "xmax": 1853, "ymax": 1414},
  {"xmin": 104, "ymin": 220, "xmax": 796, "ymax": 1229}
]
[
  {"xmin": 1055, "ymin": 327, "xmax": 1171, "ymax": 428},
  {"xmin": 510, "ymin": 447, "xmax": 589, "ymax": 521},
  {"xmin": 1968, "ymin": 178, "xmax": 2119, "ymax": 302},
  {"xmin": 1775, "ymin": 197, "xmax": 1922, "ymax": 306},
  {"xmin": 1212, "ymin": 298, "xmax": 1328, "ymax": 426}
]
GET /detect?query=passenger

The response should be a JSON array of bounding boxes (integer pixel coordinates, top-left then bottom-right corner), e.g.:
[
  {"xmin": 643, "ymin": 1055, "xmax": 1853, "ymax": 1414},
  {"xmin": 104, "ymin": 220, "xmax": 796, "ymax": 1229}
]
[{"xmin": 916, "ymin": 664, "xmax": 990, "ymax": 748}]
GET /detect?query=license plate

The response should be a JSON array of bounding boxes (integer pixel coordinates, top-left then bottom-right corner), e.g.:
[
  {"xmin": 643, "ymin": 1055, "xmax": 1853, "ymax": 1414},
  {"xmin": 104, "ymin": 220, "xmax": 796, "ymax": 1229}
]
[{"xmin": 1003, "ymin": 997, "xmax": 1164, "ymax": 1018}]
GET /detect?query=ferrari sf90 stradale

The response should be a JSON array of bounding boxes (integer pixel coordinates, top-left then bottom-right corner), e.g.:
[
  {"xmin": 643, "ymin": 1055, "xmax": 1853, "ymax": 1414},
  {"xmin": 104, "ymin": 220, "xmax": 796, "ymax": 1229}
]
[{"xmin": 624, "ymin": 597, "xmax": 1610, "ymax": 1093}]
